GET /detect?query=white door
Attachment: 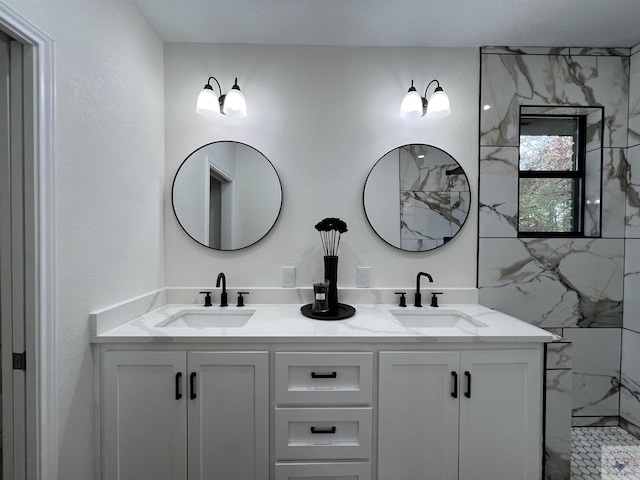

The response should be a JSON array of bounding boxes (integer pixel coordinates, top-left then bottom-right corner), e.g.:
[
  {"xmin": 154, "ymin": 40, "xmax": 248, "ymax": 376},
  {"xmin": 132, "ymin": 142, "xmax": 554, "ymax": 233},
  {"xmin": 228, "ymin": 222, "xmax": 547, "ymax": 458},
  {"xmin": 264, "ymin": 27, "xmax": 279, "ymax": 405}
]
[
  {"xmin": 378, "ymin": 351, "xmax": 460, "ymax": 480},
  {"xmin": 0, "ymin": 31, "xmax": 27, "ymax": 480},
  {"xmin": 102, "ymin": 350, "xmax": 188, "ymax": 480},
  {"xmin": 187, "ymin": 351, "xmax": 269, "ymax": 480},
  {"xmin": 458, "ymin": 349, "xmax": 543, "ymax": 480}
]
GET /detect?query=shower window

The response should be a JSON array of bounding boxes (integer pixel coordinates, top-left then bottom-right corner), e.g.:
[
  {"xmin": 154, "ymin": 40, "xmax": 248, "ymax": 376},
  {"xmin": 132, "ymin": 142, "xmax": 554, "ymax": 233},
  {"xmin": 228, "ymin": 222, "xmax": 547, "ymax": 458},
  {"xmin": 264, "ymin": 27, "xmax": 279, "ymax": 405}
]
[{"xmin": 518, "ymin": 114, "xmax": 588, "ymax": 236}]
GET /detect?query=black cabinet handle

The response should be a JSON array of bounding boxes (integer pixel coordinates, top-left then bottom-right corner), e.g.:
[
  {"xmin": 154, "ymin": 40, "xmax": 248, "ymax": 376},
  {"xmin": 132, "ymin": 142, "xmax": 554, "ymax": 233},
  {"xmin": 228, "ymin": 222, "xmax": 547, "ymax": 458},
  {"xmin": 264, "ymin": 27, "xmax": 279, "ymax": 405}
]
[
  {"xmin": 190, "ymin": 372, "xmax": 197, "ymax": 400},
  {"xmin": 464, "ymin": 371, "xmax": 471, "ymax": 398},
  {"xmin": 311, "ymin": 371, "xmax": 337, "ymax": 379},
  {"xmin": 175, "ymin": 372, "xmax": 182, "ymax": 400},
  {"xmin": 451, "ymin": 371, "xmax": 458, "ymax": 398},
  {"xmin": 310, "ymin": 426, "xmax": 337, "ymax": 434}
]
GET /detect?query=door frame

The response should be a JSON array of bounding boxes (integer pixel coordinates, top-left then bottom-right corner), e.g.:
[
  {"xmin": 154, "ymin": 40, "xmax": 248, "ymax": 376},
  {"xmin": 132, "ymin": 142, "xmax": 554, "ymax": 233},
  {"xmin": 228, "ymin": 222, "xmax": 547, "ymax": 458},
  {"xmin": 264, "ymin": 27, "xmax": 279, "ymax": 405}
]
[{"xmin": 0, "ymin": 3, "xmax": 56, "ymax": 480}]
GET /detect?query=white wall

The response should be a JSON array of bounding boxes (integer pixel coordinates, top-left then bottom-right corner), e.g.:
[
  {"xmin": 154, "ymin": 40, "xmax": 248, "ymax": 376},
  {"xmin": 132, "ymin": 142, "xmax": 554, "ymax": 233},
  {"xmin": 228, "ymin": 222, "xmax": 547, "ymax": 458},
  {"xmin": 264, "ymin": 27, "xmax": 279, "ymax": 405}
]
[
  {"xmin": 164, "ymin": 44, "xmax": 479, "ymax": 289},
  {"xmin": 2, "ymin": 1, "xmax": 165, "ymax": 478},
  {"xmin": 173, "ymin": 148, "xmax": 209, "ymax": 244}
]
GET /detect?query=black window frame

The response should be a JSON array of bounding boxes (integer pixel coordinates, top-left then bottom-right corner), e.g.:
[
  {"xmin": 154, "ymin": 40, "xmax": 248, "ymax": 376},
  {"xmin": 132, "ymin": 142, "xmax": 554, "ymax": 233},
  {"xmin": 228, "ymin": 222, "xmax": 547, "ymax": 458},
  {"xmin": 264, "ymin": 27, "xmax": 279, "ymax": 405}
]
[{"xmin": 517, "ymin": 114, "xmax": 588, "ymax": 238}]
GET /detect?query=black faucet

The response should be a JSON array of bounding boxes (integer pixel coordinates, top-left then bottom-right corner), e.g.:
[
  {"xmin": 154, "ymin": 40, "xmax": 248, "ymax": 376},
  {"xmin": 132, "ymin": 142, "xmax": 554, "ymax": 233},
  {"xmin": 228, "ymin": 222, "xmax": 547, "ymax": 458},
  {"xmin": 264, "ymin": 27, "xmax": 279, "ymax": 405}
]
[
  {"xmin": 414, "ymin": 272, "xmax": 433, "ymax": 307},
  {"xmin": 216, "ymin": 272, "xmax": 228, "ymax": 307}
]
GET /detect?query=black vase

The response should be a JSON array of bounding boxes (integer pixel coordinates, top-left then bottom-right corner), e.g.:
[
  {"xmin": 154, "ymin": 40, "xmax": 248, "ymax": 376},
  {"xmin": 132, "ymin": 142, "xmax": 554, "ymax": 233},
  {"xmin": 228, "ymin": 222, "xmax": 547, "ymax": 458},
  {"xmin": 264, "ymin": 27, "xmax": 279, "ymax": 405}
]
[{"xmin": 323, "ymin": 255, "xmax": 339, "ymax": 315}]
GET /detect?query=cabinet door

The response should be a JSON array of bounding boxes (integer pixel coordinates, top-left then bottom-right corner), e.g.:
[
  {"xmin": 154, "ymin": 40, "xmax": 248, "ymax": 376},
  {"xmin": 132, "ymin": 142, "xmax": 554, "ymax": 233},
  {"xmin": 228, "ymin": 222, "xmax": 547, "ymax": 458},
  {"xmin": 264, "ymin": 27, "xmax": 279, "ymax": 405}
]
[
  {"xmin": 188, "ymin": 351, "xmax": 269, "ymax": 480},
  {"xmin": 378, "ymin": 352, "xmax": 460, "ymax": 480},
  {"xmin": 458, "ymin": 349, "xmax": 542, "ymax": 480},
  {"xmin": 103, "ymin": 350, "xmax": 187, "ymax": 480}
]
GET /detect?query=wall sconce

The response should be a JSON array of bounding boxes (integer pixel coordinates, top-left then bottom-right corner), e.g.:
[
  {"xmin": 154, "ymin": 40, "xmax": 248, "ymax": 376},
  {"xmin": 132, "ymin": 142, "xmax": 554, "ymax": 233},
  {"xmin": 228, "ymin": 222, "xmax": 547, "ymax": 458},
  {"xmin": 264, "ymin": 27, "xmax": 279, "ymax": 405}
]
[
  {"xmin": 196, "ymin": 76, "xmax": 247, "ymax": 118},
  {"xmin": 399, "ymin": 79, "xmax": 450, "ymax": 119}
]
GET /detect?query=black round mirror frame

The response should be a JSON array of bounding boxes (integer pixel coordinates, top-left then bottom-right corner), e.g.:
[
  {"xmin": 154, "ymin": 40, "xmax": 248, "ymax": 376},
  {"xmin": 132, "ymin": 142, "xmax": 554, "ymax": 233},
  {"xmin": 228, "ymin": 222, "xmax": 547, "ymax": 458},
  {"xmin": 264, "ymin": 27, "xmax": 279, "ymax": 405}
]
[
  {"xmin": 172, "ymin": 141, "xmax": 283, "ymax": 251},
  {"xmin": 363, "ymin": 144, "xmax": 471, "ymax": 252}
]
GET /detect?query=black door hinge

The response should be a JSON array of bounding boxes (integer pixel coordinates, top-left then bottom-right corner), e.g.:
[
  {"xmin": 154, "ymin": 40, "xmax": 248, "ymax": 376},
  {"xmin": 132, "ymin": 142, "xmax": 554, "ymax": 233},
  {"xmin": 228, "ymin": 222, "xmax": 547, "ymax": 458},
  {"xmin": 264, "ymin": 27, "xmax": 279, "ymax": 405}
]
[{"xmin": 13, "ymin": 352, "xmax": 26, "ymax": 370}]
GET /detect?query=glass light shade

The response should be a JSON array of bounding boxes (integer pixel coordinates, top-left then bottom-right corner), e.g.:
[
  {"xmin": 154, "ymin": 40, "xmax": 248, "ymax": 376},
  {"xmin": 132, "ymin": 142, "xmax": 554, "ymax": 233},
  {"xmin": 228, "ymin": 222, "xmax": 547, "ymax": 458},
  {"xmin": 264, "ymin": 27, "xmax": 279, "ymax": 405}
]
[
  {"xmin": 222, "ymin": 88, "xmax": 247, "ymax": 118},
  {"xmin": 400, "ymin": 89, "xmax": 424, "ymax": 118},
  {"xmin": 425, "ymin": 89, "xmax": 451, "ymax": 119},
  {"xmin": 196, "ymin": 88, "xmax": 220, "ymax": 117}
]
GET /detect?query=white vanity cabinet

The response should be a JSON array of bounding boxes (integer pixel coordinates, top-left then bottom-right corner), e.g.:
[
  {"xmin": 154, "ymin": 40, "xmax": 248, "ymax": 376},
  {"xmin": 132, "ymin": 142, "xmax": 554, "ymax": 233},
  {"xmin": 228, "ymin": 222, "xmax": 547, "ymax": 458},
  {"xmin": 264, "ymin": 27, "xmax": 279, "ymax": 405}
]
[
  {"xmin": 378, "ymin": 349, "xmax": 543, "ymax": 480},
  {"xmin": 101, "ymin": 349, "xmax": 269, "ymax": 480},
  {"xmin": 97, "ymin": 341, "xmax": 545, "ymax": 480}
]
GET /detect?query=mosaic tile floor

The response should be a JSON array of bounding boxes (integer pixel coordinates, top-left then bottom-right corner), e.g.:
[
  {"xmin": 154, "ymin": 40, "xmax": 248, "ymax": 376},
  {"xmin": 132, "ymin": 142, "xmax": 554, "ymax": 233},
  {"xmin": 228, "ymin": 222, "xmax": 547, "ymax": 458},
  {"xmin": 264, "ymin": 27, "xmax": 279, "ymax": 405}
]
[{"xmin": 572, "ymin": 427, "xmax": 640, "ymax": 479}]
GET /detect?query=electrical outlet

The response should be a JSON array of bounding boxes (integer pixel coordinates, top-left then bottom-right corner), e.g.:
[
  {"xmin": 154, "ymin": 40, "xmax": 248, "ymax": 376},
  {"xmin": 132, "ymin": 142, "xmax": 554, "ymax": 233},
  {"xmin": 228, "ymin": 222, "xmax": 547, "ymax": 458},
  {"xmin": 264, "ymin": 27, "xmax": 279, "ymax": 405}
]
[
  {"xmin": 281, "ymin": 266, "xmax": 296, "ymax": 288},
  {"xmin": 356, "ymin": 267, "xmax": 371, "ymax": 288}
]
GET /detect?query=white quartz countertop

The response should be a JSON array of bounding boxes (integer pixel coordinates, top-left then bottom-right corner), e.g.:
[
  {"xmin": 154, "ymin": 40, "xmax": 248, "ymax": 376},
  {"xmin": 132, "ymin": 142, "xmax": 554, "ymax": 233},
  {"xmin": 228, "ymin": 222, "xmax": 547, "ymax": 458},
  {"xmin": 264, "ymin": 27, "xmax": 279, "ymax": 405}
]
[{"xmin": 92, "ymin": 303, "xmax": 554, "ymax": 344}]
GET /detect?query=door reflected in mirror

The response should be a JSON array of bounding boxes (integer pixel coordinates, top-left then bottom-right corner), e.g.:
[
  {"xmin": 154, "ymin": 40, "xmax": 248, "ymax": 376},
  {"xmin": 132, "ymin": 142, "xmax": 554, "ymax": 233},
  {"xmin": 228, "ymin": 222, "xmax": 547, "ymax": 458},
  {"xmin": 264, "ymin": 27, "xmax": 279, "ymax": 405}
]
[
  {"xmin": 363, "ymin": 144, "xmax": 470, "ymax": 252},
  {"xmin": 172, "ymin": 141, "xmax": 282, "ymax": 250}
]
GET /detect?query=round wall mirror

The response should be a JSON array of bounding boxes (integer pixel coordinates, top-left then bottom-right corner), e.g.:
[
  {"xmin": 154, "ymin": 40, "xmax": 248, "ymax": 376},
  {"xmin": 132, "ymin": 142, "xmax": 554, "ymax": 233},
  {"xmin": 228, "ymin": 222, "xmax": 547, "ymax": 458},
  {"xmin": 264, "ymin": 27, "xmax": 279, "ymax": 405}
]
[
  {"xmin": 363, "ymin": 144, "xmax": 470, "ymax": 252},
  {"xmin": 172, "ymin": 141, "xmax": 282, "ymax": 250}
]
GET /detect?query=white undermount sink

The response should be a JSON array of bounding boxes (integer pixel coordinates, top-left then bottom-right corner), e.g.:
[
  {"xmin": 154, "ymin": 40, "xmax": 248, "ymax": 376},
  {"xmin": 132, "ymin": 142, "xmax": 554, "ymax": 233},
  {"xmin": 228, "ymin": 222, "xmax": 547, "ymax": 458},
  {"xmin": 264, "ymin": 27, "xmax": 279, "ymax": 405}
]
[
  {"xmin": 157, "ymin": 309, "xmax": 255, "ymax": 328},
  {"xmin": 390, "ymin": 309, "xmax": 488, "ymax": 328}
]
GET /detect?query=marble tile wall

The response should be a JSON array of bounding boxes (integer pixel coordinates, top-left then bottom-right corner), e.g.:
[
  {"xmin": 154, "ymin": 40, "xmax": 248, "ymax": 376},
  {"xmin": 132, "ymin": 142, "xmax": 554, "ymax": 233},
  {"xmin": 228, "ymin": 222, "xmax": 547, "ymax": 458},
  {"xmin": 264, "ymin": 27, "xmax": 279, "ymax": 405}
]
[
  {"xmin": 479, "ymin": 237, "xmax": 623, "ymax": 328},
  {"xmin": 621, "ymin": 45, "xmax": 640, "ymax": 437},
  {"xmin": 563, "ymin": 328, "xmax": 621, "ymax": 419},
  {"xmin": 478, "ymin": 47, "xmax": 630, "ymax": 444},
  {"xmin": 621, "ymin": 330, "xmax": 640, "ymax": 429},
  {"xmin": 629, "ymin": 44, "xmax": 640, "ymax": 148},
  {"xmin": 545, "ymin": 340, "xmax": 572, "ymax": 480}
]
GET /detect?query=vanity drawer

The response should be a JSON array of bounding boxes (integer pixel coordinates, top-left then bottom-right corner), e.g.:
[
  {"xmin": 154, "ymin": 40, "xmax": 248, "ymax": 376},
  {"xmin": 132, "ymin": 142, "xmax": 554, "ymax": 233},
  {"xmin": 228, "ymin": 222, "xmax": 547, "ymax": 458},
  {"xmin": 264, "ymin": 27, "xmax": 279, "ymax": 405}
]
[
  {"xmin": 275, "ymin": 352, "xmax": 373, "ymax": 404},
  {"xmin": 275, "ymin": 461, "xmax": 371, "ymax": 480},
  {"xmin": 275, "ymin": 407, "xmax": 372, "ymax": 460}
]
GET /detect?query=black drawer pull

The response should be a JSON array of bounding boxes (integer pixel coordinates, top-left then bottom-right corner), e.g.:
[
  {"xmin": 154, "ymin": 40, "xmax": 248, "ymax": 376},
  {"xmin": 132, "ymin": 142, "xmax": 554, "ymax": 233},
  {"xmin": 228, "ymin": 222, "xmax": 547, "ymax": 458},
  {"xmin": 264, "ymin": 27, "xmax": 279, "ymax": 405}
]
[
  {"xmin": 175, "ymin": 372, "xmax": 182, "ymax": 400},
  {"xmin": 311, "ymin": 371, "xmax": 337, "ymax": 379},
  {"xmin": 464, "ymin": 371, "xmax": 471, "ymax": 398},
  {"xmin": 451, "ymin": 371, "xmax": 458, "ymax": 398},
  {"xmin": 190, "ymin": 372, "xmax": 197, "ymax": 400},
  {"xmin": 310, "ymin": 426, "xmax": 337, "ymax": 434}
]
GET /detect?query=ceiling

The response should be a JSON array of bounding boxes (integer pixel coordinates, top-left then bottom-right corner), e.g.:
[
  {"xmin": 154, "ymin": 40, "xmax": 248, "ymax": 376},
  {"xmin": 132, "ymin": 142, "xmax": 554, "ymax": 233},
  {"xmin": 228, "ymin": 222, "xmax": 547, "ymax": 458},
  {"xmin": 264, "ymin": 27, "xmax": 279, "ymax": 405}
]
[{"xmin": 133, "ymin": 0, "xmax": 640, "ymax": 49}]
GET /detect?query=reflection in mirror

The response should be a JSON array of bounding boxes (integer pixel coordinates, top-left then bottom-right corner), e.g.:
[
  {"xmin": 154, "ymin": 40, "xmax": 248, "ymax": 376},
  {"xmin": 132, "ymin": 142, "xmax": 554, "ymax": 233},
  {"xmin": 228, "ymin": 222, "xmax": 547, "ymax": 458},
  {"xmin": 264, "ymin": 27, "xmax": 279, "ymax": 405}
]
[
  {"xmin": 363, "ymin": 144, "xmax": 470, "ymax": 252},
  {"xmin": 172, "ymin": 141, "xmax": 282, "ymax": 250}
]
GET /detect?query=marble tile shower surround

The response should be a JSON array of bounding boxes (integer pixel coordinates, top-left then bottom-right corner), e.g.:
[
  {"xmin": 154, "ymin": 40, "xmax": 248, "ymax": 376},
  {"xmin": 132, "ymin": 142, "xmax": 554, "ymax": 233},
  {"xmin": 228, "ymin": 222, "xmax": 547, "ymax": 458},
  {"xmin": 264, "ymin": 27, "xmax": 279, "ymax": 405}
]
[
  {"xmin": 480, "ymin": 53, "xmax": 629, "ymax": 148},
  {"xmin": 621, "ymin": 370, "xmax": 640, "ymax": 427},
  {"xmin": 621, "ymin": 418, "xmax": 640, "ymax": 439},
  {"xmin": 630, "ymin": 50, "xmax": 640, "ymax": 147},
  {"xmin": 483, "ymin": 47, "xmax": 632, "ymax": 56},
  {"xmin": 621, "ymin": 330, "xmax": 640, "ymax": 428},
  {"xmin": 564, "ymin": 328, "xmax": 621, "ymax": 419},
  {"xmin": 546, "ymin": 369, "xmax": 572, "ymax": 479},
  {"xmin": 627, "ymin": 145, "xmax": 640, "ymax": 237},
  {"xmin": 622, "ymin": 47, "xmax": 640, "ymax": 437},
  {"xmin": 572, "ymin": 417, "xmax": 620, "ymax": 428},
  {"xmin": 479, "ymin": 145, "xmax": 519, "ymax": 237},
  {"xmin": 479, "ymin": 238, "xmax": 623, "ymax": 329},
  {"xmin": 545, "ymin": 340, "xmax": 573, "ymax": 480},
  {"xmin": 479, "ymin": 48, "xmax": 633, "ymax": 426},
  {"xmin": 547, "ymin": 341, "xmax": 573, "ymax": 369},
  {"xmin": 623, "ymin": 239, "xmax": 640, "ymax": 333}
]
